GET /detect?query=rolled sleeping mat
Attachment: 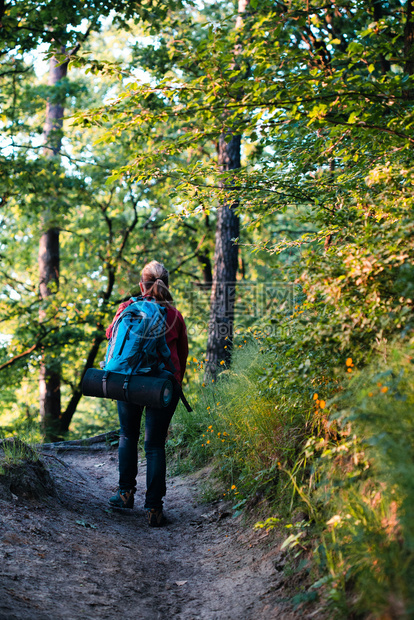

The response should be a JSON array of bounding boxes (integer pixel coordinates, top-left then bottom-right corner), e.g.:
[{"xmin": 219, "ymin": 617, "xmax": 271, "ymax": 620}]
[{"xmin": 82, "ymin": 368, "xmax": 173, "ymax": 408}]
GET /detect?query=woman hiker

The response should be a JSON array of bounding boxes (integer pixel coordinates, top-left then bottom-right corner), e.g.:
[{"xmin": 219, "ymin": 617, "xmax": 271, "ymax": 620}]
[{"xmin": 105, "ymin": 260, "xmax": 188, "ymax": 526}]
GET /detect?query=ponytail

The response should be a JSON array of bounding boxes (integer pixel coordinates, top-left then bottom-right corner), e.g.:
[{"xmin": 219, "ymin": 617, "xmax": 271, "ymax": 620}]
[{"xmin": 140, "ymin": 261, "xmax": 173, "ymax": 304}]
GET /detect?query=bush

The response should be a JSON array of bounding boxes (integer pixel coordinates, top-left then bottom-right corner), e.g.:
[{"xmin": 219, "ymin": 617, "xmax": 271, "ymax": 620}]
[
  {"xmin": 305, "ymin": 342, "xmax": 414, "ymax": 617},
  {"xmin": 172, "ymin": 332, "xmax": 414, "ymax": 617}
]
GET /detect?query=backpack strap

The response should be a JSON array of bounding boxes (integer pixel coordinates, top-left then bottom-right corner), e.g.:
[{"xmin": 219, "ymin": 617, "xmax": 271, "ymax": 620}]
[
  {"xmin": 179, "ymin": 388, "xmax": 193, "ymax": 413},
  {"xmin": 162, "ymin": 356, "xmax": 177, "ymax": 377},
  {"xmin": 122, "ymin": 374, "xmax": 131, "ymax": 402},
  {"xmin": 102, "ymin": 371, "xmax": 110, "ymax": 398},
  {"xmin": 170, "ymin": 375, "xmax": 192, "ymax": 412}
]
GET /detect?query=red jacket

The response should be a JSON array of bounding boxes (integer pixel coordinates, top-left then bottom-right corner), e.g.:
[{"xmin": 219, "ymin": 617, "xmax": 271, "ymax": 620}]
[{"xmin": 106, "ymin": 299, "xmax": 188, "ymax": 385}]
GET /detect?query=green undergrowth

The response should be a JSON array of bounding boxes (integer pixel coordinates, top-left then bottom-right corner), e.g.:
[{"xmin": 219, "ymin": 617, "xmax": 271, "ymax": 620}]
[
  {"xmin": 306, "ymin": 343, "xmax": 414, "ymax": 618},
  {"xmin": 0, "ymin": 436, "xmax": 40, "ymax": 475},
  {"xmin": 170, "ymin": 338, "xmax": 414, "ymax": 618},
  {"xmin": 168, "ymin": 340, "xmax": 314, "ymax": 513}
]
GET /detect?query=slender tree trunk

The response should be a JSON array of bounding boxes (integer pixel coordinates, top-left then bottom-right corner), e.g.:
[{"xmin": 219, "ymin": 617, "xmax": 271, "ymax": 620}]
[
  {"xmin": 196, "ymin": 253, "xmax": 213, "ymax": 289},
  {"xmin": 39, "ymin": 50, "xmax": 68, "ymax": 437},
  {"xmin": 59, "ymin": 265, "xmax": 116, "ymax": 432},
  {"xmin": 205, "ymin": 134, "xmax": 241, "ymax": 377},
  {"xmin": 58, "ymin": 331, "xmax": 105, "ymax": 432},
  {"xmin": 404, "ymin": 0, "xmax": 414, "ymax": 79},
  {"xmin": 205, "ymin": 0, "xmax": 248, "ymax": 378},
  {"xmin": 371, "ymin": 1, "xmax": 391, "ymax": 73}
]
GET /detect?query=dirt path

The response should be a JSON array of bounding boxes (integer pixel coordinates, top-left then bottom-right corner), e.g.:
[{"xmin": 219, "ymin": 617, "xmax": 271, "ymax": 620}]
[{"xmin": 0, "ymin": 444, "xmax": 303, "ymax": 619}]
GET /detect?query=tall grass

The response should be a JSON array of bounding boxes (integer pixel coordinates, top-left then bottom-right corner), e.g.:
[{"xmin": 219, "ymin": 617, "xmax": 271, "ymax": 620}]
[
  {"xmin": 169, "ymin": 341, "xmax": 310, "ymax": 510},
  {"xmin": 0, "ymin": 436, "xmax": 40, "ymax": 478},
  {"xmin": 311, "ymin": 344, "xmax": 414, "ymax": 617}
]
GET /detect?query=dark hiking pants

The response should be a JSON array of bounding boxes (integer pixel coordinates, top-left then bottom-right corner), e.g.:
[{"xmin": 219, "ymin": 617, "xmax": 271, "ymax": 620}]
[{"xmin": 117, "ymin": 371, "xmax": 179, "ymax": 510}]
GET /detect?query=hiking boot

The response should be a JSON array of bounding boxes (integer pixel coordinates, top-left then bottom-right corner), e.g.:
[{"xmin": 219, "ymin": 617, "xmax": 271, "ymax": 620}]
[
  {"xmin": 109, "ymin": 488, "xmax": 134, "ymax": 510},
  {"xmin": 147, "ymin": 508, "xmax": 164, "ymax": 527}
]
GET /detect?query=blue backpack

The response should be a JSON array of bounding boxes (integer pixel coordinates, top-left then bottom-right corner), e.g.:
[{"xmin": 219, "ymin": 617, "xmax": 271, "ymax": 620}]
[
  {"xmin": 104, "ymin": 297, "xmax": 173, "ymax": 377},
  {"xmin": 102, "ymin": 296, "xmax": 193, "ymax": 412}
]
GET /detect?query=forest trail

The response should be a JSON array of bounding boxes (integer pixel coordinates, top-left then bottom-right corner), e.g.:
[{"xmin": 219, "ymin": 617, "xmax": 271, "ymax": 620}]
[{"xmin": 0, "ymin": 442, "xmax": 302, "ymax": 620}]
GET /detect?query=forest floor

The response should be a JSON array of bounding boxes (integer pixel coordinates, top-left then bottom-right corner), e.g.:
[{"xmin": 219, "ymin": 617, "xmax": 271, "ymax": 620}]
[{"xmin": 0, "ymin": 439, "xmax": 319, "ymax": 620}]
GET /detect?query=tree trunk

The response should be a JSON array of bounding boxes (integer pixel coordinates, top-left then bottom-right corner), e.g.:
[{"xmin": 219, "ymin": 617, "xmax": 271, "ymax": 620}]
[
  {"xmin": 39, "ymin": 49, "xmax": 68, "ymax": 437},
  {"xmin": 196, "ymin": 253, "xmax": 213, "ymax": 289},
  {"xmin": 205, "ymin": 0, "xmax": 248, "ymax": 378},
  {"xmin": 58, "ymin": 331, "xmax": 106, "ymax": 432},
  {"xmin": 205, "ymin": 134, "xmax": 241, "ymax": 377},
  {"xmin": 404, "ymin": 0, "xmax": 414, "ymax": 79},
  {"xmin": 59, "ymin": 263, "xmax": 116, "ymax": 432}
]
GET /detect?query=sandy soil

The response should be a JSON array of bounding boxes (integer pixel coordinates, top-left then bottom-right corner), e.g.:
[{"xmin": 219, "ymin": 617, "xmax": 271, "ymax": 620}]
[{"xmin": 0, "ymin": 442, "xmax": 313, "ymax": 620}]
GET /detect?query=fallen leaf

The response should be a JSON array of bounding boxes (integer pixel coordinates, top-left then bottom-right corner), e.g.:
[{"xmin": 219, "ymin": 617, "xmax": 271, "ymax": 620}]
[{"xmin": 76, "ymin": 520, "xmax": 97, "ymax": 529}]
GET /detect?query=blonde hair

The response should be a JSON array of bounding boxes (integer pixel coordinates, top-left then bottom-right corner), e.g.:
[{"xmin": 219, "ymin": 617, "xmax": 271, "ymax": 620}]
[{"xmin": 141, "ymin": 260, "xmax": 173, "ymax": 303}]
